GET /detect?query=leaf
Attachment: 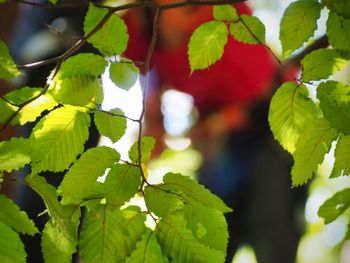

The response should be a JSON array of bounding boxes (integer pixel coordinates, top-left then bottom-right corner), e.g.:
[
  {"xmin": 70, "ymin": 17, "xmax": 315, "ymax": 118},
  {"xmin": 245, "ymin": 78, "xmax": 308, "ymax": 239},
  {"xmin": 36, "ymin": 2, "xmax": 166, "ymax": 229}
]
[
  {"xmin": 50, "ymin": 76, "xmax": 103, "ymax": 107},
  {"xmin": 59, "ymin": 53, "xmax": 107, "ymax": 78},
  {"xmin": 318, "ymin": 81, "xmax": 350, "ymax": 135},
  {"xmin": 291, "ymin": 118, "xmax": 337, "ymax": 186},
  {"xmin": 230, "ymin": 15, "xmax": 266, "ymax": 44},
  {"xmin": 318, "ymin": 188, "xmax": 350, "ymax": 224},
  {"xmin": 188, "ymin": 21, "xmax": 228, "ymax": 71},
  {"xmin": 268, "ymin": 82, "xmax": 318, "ymax": 153},
  {"xmin": 0, "ymin": 98, "xmax": 17, "ymax": 125},
  {"xmin": 80, "ymin": 205, "xmax": 146, "ymax": 263},
  {"xmin": 332, "ymin": 135, "xmax": 350, "ymax": 178},
  {"xmin": 280, "ymin": 0, "xmax": 321, "ymax": 58},
  {"xmin": 0, "ymin": 194, "xmax": 38, "ymax": 235},
  {"xmin": 2, "ymin": 87, "xmax": 57, "ymax": 125},
  {"xmin": 301, "ymin": 49, "xmax": 347, "ymax": 81},
  {"xmin": 327, "ymin": 12, "xmax": 350, "ymax": 56},
  {"xmin": 94, "ymin": 108, "xmax": 127, "ymax": 143},
  {"xmin": 58, "ymin": 146, "xmax": 120, "ymax": 205},
  {"xmin": 105, "ymin": 163, "xmax": 141, "ymax": 207},
  {"xmin": 0, "ymin": 40, "xmax": 20, "ymax": 80},
  {"xmin": 41, "ymin": 220, "xmax": 77, "ymax": 263},
  {"xmin": 161, "ymin": 173, "xmax": 232, "ymax": 213},
  {"xmin": 322, "ymin": 0, "xmax": 350, "ymax": 19},
  {"xmin": 109, "ymin": 61, "xmax": 139, "ymax": 91},
  {"xmin": 31, "ymin": 106, "xmax": 90, "ymax": 173},
  {"xmin": 124, "ymin": 231, "xmax": 168, "ymax": 263},
  {"xmin": 156, "ymin": 212, "xmax": 225, "ymax": 263},
  {"xmin": 0, "ymin": 221, "xmax": 26, "ymax": 263},
  {"xmin": 144, "ymin": 186, "xmax": 183, "ymax": 218},
  {"xmin": 84, "ymin": 4, "xmax": 128, "ymax": 56},
  {"xmin": 183, "ymin": 199, "xmax": 228, "ymax": 253},
  {"xmin": 129, "ymin": 136, "xmax": 155, "ymax": 163},
  {"xmin": 213, "ymin": 5, "xmax": 238, "ymax": 22},
  {"xmin": 0, "ymin": 137, "xmax": 31, "ymax": 172}
]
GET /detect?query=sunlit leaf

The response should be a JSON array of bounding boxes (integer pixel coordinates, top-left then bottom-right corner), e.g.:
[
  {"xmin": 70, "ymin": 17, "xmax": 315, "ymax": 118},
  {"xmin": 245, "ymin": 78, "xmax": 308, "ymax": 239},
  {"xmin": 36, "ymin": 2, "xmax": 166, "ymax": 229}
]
[
  {"xmin": 0, "ymin": 221, "xmax": 26, "ymax": 263},
  {"xmin": 230, "ymin": 15, "xmax": 266, "ymax": 44},
  {"xmin": 94, "ymin": 108, "xmax": 126, "ymax": 143},
  {"xmin": 58, "ymin": 146, "xmax": 120, "ymax": 205},
  {"xmin": 84, "ymin": 4, "xmax": 128, "ymax": 56},
  {"xmin": 318, "ymin": 188, "xmax": 350, "ymax": 224},
  {"xmin": 213, "ymin": 5, "xmax": 238, "ymax": 22},
  {"xmin": 0, "ymin": 194, "xmax": 38, "ymax": 235},
  {"xmin": 332, "ymin": 135, "xmax": 350, "ymax": 178},
  {"xmin": 327, "ymin": 12, "xmax": 350, "ymax": 57},
  {"xmin": 188, "ymin": 21, "xmax": 228, "ymax": 71},
  {"xmin": 31, "ymin": 106, "xmax": 90, "ymax": 173},
  {"xmin": 269, "ymin": 82, "xmax": 318, "ymax": 153},
  {"xmin": 109, "ymin": 61, "xmax": 139, "ymax": 91},
  {"xmin": 129, "ymin": 136, "xmax": 155, "ymax": 163},
  {"xmin": 291, "ymin": 118, "xmax": 337, "ymax": 186},
  {"xmin": 0, "ymin": 137, "xmax": 31, "ymax": 172},
  {"xmin": 0, "ymin": 40, "xmax": 20, "ymax": 80},
  {"xmin": 280, "ymin": 0, "xmax": 321, "ymax": 58},
  {"xmin": 105, "ymin": 163, "xmax": 141, "ymax": 207},
  {"xmin": 301, "ymin": 49, "xmax": 347, "ymax": 81}
]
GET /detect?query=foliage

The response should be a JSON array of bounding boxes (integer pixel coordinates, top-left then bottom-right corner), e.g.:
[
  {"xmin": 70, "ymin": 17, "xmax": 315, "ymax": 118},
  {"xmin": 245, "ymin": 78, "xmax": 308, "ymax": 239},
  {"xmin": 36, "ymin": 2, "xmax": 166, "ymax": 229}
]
[{"xmin": 0, "ymin": 0, "xmax": 350, "ymax": 262}]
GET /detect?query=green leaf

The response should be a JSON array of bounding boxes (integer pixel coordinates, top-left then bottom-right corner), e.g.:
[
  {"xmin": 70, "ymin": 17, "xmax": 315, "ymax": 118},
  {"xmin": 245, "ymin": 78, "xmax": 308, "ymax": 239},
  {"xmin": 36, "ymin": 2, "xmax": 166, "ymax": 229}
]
[
  {"xmin": 48, "ymin": 0, "xmax": 58, "ymax": 4},
  {"xmin": 0, "ymin": 194, "xmax": 38, "ymax": 235},
  {"xmin": 1, "ymin": 87, "xmax": 57, "ymax": 125},
  {"xmin": 129, "ymin": 136, "xmax": 155, "ymax": 163},
  {"xmin": 291, "ymin": 118, "xmax": 337, "ymax": 186},
  {"xmin": 125, "ymin": 231, "xmax": 168, "ymax": 263},
  {"xmin": 318, "ymin": 81, "xmax": 350, "ymax": 134},
  {"xmin": 156, "ymin": 212, "xmax": 225, "ymax": 263},
  {"xmin": 318, "ymin": 188, "xmax": 350, "ymax": 224},
  {"xmin": 301, "ymin": 49, "xmax": 347, "ymax": 81},
  {"xmin": 41, "ymin": 220, "xmax": 77, "ymax": 263},
  {"xmin": 58, "ymin": 146, "xmax": 120, "ymax": 205},
  {"xmin": 332, "ymin": 135, "xmax": 350, "ymax": 177},
  {"xmin": 0, "ymin": 221, "xmax": 26, "ymax": 263},
  {"xmin": 144, "ymin": 186, "xmax": 183, "ymax": 218},
  {"xmin": 268, "ymin": 82, "xmax": 318, "ymax": 153},
  {"xmin": 280, "ymin": 0, "xmax": 321, "ymax": 58},
  {"xmin": 80, "ymin": 205, "xmax": 146, "ymax": 263},
  {"xmin": 94, "ymin": 108, "xmax": 127, "ymax": 143},
  {"xmin": 50, "ymin": 76, "xmax": 103, "ymax": 107},
  {"xmin": 230, "ymin": 15, "xmax": 266, "ymax": 44},
  {"xmin": 59, "ymin": 53, "xmax": 108, "ymax": 78},
  {"xmin": 84, "ymin": 4, "xmax": 128, "ymax": 56},
  {"xmin": 326, "ymin": 12, "xmax": 350, "ymax": 57},
  {"xmin": 109, "ymin": 61, "xmax": 139, "ymax": 91},
  {"xmin": 213, "ymin": 5, "xmax": 238, "ymax": 22},
  {"xmin": 105, "ymin": 163, "xmax": 141, "ymax": 207},
  {"xmin": 183, "ymin": 199, "xmax": 228, "ymax": 253},
  {"xmin": 31, "ymin": 106, "xmax": 90, "ymax": 173},
  {"xmin": 0, "ymin": 0, "xmax": 7, "ymax": 3},
  {"xmin": 0, "ymin": 40, "xmax": 20, "ymax": 80},
  {"xmin": 0, "ymin": 137, "xmax": 31, "ymax": 172},
  {"xmin": 188, "ymin": 21, "xmax": 228, "ymax": 71},
  {"xmin": 0, "ymin": 98, "xmax": 17, "ymax": 125},
  {"xmin": 161, "ymin": 173, "xmax": 232, "ymax": 213},
  {"xmin": 322, "ymin": 0, "xmax": 350, "ymax": 18}
]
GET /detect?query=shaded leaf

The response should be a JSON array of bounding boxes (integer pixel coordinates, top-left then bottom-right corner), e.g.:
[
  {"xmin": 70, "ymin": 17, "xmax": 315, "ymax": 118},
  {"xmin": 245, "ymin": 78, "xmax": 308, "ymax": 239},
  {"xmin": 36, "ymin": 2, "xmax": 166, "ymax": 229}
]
[
  {"xmin": 291, "ymin": 118, "xmax": 337, "ymax": 186},
  {"xmin": 301, "ymin": 49, "xmax": 347, "ymax": 81},
  {"xmin": 58, "ymin": 146, "xmax": 120, "ymax": 205},
  {"xmin": 0, "ymin": 221, "xmax": 26, "ymax": 263},
  {"xmin": 94, "ymin": 108, "xmax": 126, "ymax": 143},
  {"xmin": 188, "ymin": 21, "xmax": 228, "ymax": 71},
  {"xmin": 280, "ymin": 0, "xmax": 321, "ymax": 58},
  {"xmin": 129, "ymin": 136, "xmax": 155, "ymax": 163},
  {"xmin": 318, "ymin": 188, "xmax": 350, "ymax": 224},
  {"xmin": 84, "ymin": 4, "xmax": 128, "ymax": 56},
  {"xmin": 230, "ymin": 15, "xmax": 266, "ymax": 44},
  {"xmin": 327, "ymin": 12, "xmax": 350, "ymax": 56},
  {"xmin": 31, "ymin": 106, "xmax": 90, "ymax": 173},
  {"xmin": 0, "ymin": 194, "xmax": 38, "ymax": 235},
  {"xmin": 269, "ymin": 82, "xmax": 317, "ymax": 153},
  {"xmin": 109, "ymin": 61, "xmax": 139, "ymax": 91},
  {"xmin": 0, "ymin": 40, "xmax": 20, "ymax": 80},
  {"xmin": 331, "ymin": 135, "xmax": 350, "ymax": 178},
  {"xmin": 0, "ymin": 137, "xmax": 31, "ymax": 172},
  {"xmin": 105, "ymin": 163, "xmax": 141, "ymax": 207},
  {"xmin": 213, "ymin": 5, "xmax": 238, "ymax": 22}
]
